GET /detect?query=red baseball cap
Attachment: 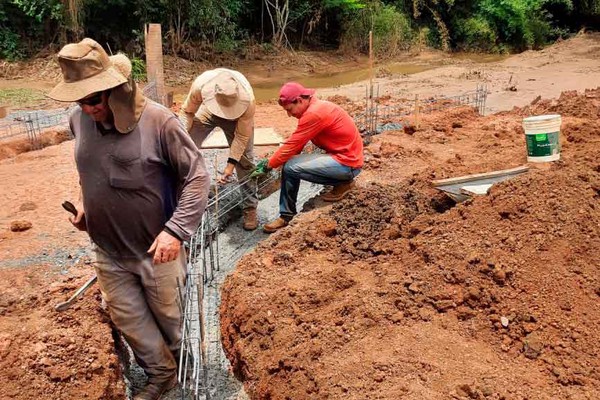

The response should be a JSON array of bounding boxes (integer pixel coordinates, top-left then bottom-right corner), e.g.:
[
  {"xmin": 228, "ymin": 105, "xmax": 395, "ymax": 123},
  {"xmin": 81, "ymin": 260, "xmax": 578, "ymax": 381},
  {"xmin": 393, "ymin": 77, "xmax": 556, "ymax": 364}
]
[{"xmin": 278, "ymin": 82, "xmax": 315, "ymax": 105}]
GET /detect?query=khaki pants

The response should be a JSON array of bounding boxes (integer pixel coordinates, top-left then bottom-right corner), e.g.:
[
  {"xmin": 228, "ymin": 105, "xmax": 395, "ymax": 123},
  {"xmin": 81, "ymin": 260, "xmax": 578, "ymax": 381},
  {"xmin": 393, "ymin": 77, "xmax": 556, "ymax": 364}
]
[
  {"xmin": 93, "ymin": 246, "xmax": 186, "ymax": 383},
  {"xmin": 189, "ymin": 110, "xmax": 258, "ymax": 210}
]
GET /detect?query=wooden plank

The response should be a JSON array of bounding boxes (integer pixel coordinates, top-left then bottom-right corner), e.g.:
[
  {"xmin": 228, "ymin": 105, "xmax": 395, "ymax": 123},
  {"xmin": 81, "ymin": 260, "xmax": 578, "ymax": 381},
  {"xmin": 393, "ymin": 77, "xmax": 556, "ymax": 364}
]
[
  {"xmin": 200, "ymin": 127, "xmax": 283, "ymax": 149},
  {"xmin": 432, "ymin": 165, "xmax": 529, "ymax": 187}
]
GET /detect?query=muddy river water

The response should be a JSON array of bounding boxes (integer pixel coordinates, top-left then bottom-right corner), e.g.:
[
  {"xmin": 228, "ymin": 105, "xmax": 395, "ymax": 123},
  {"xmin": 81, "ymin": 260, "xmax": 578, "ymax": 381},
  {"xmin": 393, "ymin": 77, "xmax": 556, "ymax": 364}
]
[{"xmin": 251, "ymin": 53, "xmax": 506, "ymax": 102}]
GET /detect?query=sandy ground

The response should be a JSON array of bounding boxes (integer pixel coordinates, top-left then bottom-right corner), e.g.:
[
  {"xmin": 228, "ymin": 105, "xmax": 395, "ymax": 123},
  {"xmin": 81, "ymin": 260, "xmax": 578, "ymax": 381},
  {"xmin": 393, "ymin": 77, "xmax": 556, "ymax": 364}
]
[
  {"xmin": 0, "ymin": 33, "xmax": 599, "ymax": 399},
  {"xmin": 314, "ymin": 32, "xmax": 600, "ymax": 115}
]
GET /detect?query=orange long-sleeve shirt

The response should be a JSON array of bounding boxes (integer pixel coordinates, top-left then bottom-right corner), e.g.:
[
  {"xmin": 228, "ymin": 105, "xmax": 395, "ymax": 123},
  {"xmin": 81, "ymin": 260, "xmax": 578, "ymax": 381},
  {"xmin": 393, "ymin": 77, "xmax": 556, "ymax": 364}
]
[{"xmin": 268, "ymin": 98, "xmax": 364, "ymax": 169}]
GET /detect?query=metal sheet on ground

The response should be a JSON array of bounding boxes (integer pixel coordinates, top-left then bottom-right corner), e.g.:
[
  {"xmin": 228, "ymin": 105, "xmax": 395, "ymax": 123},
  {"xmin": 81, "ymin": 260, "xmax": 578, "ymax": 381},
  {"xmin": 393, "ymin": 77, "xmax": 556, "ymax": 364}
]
[{"xmin": 433, "ymin": 165, "xmax": 529, "ymax": 202}]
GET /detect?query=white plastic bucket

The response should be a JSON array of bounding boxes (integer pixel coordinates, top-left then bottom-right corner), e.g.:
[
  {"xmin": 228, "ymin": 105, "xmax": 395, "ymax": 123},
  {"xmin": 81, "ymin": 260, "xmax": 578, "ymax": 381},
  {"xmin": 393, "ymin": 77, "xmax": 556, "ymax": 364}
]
[{"xmin": 522, "ymin": 114, "xmax": 561, "ymax": 162}]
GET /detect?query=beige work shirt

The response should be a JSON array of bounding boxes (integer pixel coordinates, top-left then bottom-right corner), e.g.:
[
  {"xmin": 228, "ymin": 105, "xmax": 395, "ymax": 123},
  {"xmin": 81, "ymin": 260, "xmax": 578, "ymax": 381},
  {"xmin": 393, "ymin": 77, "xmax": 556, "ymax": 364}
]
[{"xmin": 180, "ymin": 68, "xmax": 255, "ymax": 162}]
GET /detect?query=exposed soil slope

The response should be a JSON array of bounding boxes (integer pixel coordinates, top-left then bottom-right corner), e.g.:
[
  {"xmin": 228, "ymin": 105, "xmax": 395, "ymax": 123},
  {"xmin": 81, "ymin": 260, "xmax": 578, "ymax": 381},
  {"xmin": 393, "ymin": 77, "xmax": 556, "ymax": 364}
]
[
  {"xmin": 1, "ymin": 34, "xmax": 599, "ymax": 400},
  {"xmin": 0, "ymin": 263, "xmax": 125, "ymax": 399},
  {"xmin": 220, "ymin": 90, "xmax": 600, "ymax": 400}
]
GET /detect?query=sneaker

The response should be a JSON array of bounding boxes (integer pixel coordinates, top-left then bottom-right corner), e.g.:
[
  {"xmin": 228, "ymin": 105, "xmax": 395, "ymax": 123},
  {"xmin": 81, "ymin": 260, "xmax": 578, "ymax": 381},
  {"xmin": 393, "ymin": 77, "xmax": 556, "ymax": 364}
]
[
  {"xmin": 243, "ymin": 208, "xmax": 258, "ymax": 231},
  {"xmin": 133, "ymin": 374, "xmax": 178, "ymax": 400},
  {"xmin": 263, "ymin": 217, "xmax": 289, "ymax": 233},
  {"xmin": 322, "ymin": 181, "xmax": 356, "ymax": 202}
]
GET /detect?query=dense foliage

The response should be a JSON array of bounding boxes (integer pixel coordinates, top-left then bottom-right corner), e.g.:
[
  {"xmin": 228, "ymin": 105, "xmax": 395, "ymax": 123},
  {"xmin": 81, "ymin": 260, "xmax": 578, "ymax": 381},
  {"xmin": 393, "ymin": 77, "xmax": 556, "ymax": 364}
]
[{"xmin": 0, "ymin": 0, "xmax": 598, "ymax": 60}]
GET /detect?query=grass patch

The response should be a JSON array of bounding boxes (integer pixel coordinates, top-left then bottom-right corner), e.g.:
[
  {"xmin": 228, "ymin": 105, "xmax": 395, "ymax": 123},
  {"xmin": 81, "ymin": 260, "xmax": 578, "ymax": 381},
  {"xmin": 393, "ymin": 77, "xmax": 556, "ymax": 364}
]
[{"xmin": 0, "ymin": 88, "xmax": 46, "ymax": 107}]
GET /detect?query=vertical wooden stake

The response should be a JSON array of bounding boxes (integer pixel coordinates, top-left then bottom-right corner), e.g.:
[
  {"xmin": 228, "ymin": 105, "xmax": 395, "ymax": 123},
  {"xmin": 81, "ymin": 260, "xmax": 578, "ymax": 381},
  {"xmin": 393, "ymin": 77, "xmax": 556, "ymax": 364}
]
[
  {"xmin": 144, "ymin": 23, "xmax": 166, "ymax": 106},
  {"xmin": 414, "ymin": 94, "xmax": 420, "ymax": 130},
  {"xmin": 368, "ymin": 30, "xmax": 374, "ymax": 133},
  {"xmin": 369, "ymin": 30, "xmax": 374, "ymax": 92}
]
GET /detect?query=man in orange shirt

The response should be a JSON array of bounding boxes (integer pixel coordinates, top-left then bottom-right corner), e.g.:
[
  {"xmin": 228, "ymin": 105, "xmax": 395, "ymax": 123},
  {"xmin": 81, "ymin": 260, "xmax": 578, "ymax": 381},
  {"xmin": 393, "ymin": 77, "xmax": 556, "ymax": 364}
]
[{"xmin": 261, "ymin": 82, "xmax": 364, "ymax": 233}]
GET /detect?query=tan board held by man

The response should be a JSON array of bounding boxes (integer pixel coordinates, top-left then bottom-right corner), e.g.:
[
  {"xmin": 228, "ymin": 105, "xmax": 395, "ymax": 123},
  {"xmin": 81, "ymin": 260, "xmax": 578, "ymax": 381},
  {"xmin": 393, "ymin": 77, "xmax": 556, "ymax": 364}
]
[{"xmin": 48, "ymin": 38, "xmax": 210, "ymax": 400}]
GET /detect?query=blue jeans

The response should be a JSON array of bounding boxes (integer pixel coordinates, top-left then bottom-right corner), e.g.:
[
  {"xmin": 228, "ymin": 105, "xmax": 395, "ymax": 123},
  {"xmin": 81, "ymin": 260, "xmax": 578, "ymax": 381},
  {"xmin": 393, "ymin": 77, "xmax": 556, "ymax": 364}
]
[{"xmin": 279, "ymin": 153, "xmax": 361, "ymax": 219}]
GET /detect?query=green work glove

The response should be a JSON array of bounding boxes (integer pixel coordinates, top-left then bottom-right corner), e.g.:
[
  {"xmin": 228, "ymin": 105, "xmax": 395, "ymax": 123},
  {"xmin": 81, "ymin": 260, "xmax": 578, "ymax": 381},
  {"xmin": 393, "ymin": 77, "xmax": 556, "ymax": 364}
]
[{"xmin": 249, "ymin": 158, "xmax": 271, "ymax": 178}]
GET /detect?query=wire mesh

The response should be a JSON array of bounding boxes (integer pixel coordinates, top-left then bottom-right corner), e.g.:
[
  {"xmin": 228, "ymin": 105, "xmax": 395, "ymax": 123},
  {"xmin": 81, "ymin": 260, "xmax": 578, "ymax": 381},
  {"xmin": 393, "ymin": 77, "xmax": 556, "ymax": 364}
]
[
  {"xmin": 0, "ymin": 81, "xmax": 158, "ymax": 144},
  {"xmin": 178, "ymin": 171, "xmax": 275, "ymax": 399},
  {"xmin": 179, "ymin": 166, "xmax": 323, "ymax": 400},
  {"xmin": 0, "ymin": 81, "xmax": 157, "ymax": 147},
  {"xmin": 0, "ymin": 107, "xmax": 74, "ymax": 144},
  {"xmin": 143, "ymin": 81, "xmax": 160, "ymax": 103},
  {"xmin": 355, "ymin": 83, "xmax": 488, "ymax": 135}
]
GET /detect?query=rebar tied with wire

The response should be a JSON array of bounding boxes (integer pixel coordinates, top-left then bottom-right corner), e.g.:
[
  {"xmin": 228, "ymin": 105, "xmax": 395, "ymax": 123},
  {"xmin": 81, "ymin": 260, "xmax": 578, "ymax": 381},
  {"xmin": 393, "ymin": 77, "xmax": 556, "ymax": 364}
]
[
  {"xmin": 355, "ymin": 84, "xmax": 488, "ymax": 136},
  {"xmin": 177, "ymin": 170, "xmax": 281, "ymax": 399},
  {"xmin": 177, "ymin": 165, "xmax": 324, "ymax": 399}
]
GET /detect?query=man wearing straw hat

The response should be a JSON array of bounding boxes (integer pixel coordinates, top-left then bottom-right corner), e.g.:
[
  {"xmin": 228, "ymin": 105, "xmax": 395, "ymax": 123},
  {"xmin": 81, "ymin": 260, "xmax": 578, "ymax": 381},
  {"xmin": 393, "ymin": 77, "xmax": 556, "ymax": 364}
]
[
  {"xmin": 179, "ymin": 68, "xmax": 259, "ymax": 230},
  {"xmin": 48, "ymin": 38, "xmax": 210, "ymax": 400}
]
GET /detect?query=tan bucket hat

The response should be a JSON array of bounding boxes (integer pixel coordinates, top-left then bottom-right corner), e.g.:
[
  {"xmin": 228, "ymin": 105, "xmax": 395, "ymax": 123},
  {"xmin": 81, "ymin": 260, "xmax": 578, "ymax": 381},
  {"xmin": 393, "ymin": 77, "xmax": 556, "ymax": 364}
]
[
  {"xmin": 48, "ymin": 38, "xmax": 128, "ymax": 102},
  {"xmin": 201, "ymin": 71, "xmax": 251, "ymax": 120},
  {"xmin": 107, "ymin": 53, "xmax": 147, "ymax": 134}
]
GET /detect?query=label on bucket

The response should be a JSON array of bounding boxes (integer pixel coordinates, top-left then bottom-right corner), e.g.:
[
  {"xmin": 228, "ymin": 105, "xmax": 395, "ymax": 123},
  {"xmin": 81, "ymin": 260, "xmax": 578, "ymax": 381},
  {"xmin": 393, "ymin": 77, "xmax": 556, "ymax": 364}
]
[{"xmin": 525, "ymin": 131, "xmax": 560, "ymax": 157}]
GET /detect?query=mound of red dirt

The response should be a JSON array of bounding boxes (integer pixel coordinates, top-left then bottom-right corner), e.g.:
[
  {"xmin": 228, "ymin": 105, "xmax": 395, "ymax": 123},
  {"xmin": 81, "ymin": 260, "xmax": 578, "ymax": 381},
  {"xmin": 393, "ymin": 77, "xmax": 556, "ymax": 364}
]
[
  {"xmin": 220, "ymin": 90, "xmax": 600, "ymax": 399},
  {"xmin": 0, "ymin": 264, "xmax": 126, "ymax": 400},
  {"xmin": 0, "ymin": 128, "xmax": 72, "ymax": 161}
]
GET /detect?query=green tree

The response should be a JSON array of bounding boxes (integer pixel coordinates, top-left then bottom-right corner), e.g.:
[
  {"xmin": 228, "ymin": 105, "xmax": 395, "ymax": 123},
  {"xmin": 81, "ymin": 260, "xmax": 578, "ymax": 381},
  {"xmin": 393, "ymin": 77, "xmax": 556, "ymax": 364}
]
[
  {"xmin": 411, "ymin": 0, "xmax": 454, "ymax": 50},
  {"xmin": 478, "ymin": 0, "xmax": 551, "ymax": 50},
  {"xmin": 340, "ymin": 1, "xmax": 412, "ymax": 56}
]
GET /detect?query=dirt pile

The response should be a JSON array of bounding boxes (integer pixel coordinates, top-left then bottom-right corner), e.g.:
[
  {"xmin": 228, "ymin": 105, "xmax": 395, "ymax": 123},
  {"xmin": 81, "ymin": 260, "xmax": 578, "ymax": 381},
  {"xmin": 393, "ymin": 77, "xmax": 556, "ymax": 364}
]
[
  {"xmin": 519, "ymin": 89, "xmax": 600, "ymax": 120},
  {"xmin": 220, "ymin": 90, "xmax": 600, "ymax": 399},
  {"xmin": 0, "ymin": 263, "xmax": 125, "ymax": 400},
  {"xmin": 0, "ymin": 128, "xmax": 72, "ymax": 160}
]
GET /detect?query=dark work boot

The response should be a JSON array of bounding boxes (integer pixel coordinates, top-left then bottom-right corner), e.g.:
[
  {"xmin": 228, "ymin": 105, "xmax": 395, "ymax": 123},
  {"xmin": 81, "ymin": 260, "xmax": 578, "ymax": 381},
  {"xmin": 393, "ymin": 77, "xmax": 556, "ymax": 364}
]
[
  {"xmin": 322, "ymin": 181, "xmax": 356, "ymax": 202},
  {"xmin": 243, "ymin": 208, "xmax": 259, "ymax": 231},
  {"xmin": 133, "ymin": 374, "xmax": 178, "ymax": 400}
]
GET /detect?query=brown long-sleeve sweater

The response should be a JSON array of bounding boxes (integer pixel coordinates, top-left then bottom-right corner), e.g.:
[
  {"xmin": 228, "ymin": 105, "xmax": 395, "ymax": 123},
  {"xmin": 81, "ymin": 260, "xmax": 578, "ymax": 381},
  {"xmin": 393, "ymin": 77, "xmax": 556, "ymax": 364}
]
[{"xmin": 70, "ymin": 100, "xmax": 210, "ymax": 259}]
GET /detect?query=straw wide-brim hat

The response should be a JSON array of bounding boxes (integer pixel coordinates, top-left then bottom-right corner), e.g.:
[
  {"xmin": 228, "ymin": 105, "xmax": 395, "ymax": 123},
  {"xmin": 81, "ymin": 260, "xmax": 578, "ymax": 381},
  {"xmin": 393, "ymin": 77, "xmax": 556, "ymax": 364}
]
[
  {"xmin": 48, "ymin": 38, "xmax": 128, "ymax": 102},
  {"xmin": 201, "ymin": 71, "xmax": 251, "ymax": 120}
]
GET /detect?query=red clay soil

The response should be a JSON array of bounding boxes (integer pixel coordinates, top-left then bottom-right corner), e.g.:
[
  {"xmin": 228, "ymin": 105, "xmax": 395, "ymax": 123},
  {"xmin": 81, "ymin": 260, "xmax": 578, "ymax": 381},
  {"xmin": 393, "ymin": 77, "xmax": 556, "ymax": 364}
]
[
  {"xmin": 0, "ymin": 128, "xmax": 72, "ymax": 161},
  {"xmin": 220, "ymin": 90, "xmax": 600, "ymax": 399},
  {"xmin": 0, "ymin": 263, "xmax": 125, "ymax": 399},
  {"xmin": 0, "ymin": 140, "xmax": 125, "ymax": 399}
]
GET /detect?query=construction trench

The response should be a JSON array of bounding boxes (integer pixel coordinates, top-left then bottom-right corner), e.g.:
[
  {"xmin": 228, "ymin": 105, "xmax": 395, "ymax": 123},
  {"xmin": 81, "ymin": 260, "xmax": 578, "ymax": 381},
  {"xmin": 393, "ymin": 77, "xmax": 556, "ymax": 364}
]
[
  {"xmin": 0, "ymin": 84, "xmax": 488, "ymax": 399},
  {"xmin": 1, "ymin": 80, "xmax": 599, "ymax": 400},
  {"xmin": 125, "ymin": 85, "xmax": 490, "ymax": 400},
  {"xmin": 167, "ymin": 163, "xmax": 323, "ymax": 400}
]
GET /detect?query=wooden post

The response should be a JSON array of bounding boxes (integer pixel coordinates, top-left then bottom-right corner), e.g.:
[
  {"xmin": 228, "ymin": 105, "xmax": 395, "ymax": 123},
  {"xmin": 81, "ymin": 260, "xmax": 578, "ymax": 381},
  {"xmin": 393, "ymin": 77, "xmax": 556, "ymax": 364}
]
[
  {"xmin": 144, "ymin": 23, "xmax": 167, "ymax": 106},
  {"xmin": 368, "ymin": 31, "xmax": 374, "ymax": 132},
  {"xmin": 414, "ymin": 94, "xmax": 420, "ymax": 130},
  {"xmin": 369, "ymin": 30, "xmax": 374, "ymax": 91}
]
